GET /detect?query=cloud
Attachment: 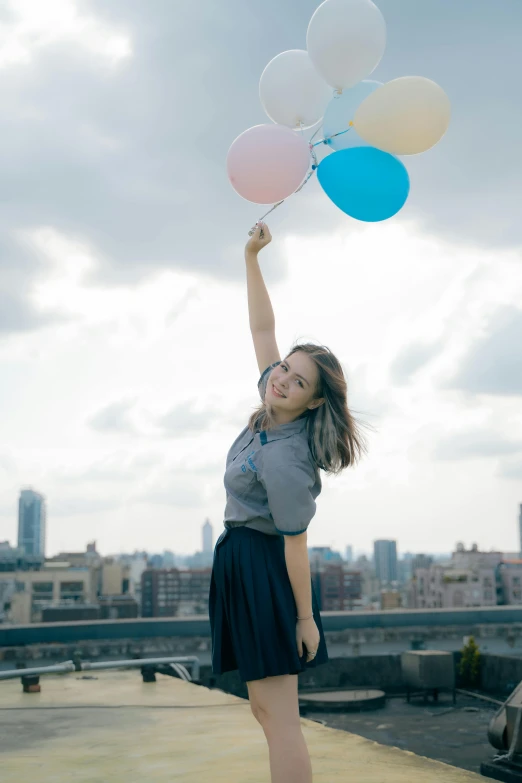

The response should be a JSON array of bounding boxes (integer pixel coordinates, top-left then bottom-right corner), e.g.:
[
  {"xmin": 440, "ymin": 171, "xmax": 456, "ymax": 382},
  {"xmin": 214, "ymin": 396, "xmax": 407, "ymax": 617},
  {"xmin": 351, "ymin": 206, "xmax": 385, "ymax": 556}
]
[
  {"xmin": 497, "ymin": 458, "xmax": 522, "ymax": 481},
  {"xmin": 51, "ymin": 494, "xmax": 123, "ymax": 517},
  {"xmin": 87, "ymin": 399, "xmax": 139, "ymax": 434},
  {"xmin": 347, "ymin": 363, "xmax": 397, "ymax": 423},
  {"xmin": 390, "ymin": 339, "xmax": 444, "ymax": 385},
  {"xmin": 433, "ymin": 429, "xmax": 522, "ymax": 461},
  {"xmin": 54, "ymin": 451, "xmax": 165, "ymax": 484},
  {"xmin": 442, "ymin": 307, "xmax": 522, "ymax": 397},
  {"xmin": 85, "ymin": 395, "xmax": 230, "ymax": 440},
  {"xmin": 0, "ymin": 453, "xmax": 17, "ymax": 476},
  {"xmin": 157, "ymin": 403, "xmax": 216, "ymax": 438},
  {"xmin": 0, "ymin": 286, "xmax": 70, "ymax": 334},
  {"xmin": 0, "ymin": 0, "xmax": 131, "ymax": 70},
  {"xmin": 132, "ymin": 475, "xmax": 208, "ymax": 509},
  {"xmin": 0, "ymin": 0, "xmax": 519, "ymax": 351}
]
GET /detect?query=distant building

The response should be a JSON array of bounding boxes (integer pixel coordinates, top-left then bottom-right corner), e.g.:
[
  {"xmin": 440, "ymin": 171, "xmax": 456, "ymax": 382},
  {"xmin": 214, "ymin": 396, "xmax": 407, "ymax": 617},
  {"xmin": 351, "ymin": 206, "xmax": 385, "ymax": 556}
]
[
  {"xmin": 308, "ymin": 547, "xmax": 343, "ymax": 566},
  {"xmin": 41, "ymin": 605, "xmax": 101, "ymax": 623},
  {"xmin": 451, "ymin": 542, "xmax": 503, "ymax": 571},
  {"xmin": 381, "ymin": 590, "xmax": 402, "ymax": 610},
  {"xmin": 519, "ymin": 504, "xmax": 522, "ymax": 557},
  {"xmin": 0, "ymin": 541, "xmax": 44, "ymax": 572},
  {"xmin": 18, "ymin": 489, "xmax": 46, "ymax": 557},
  {"xmin": 354, "ymin": 554, "xmax": 381, "ymax": 608},
  {"xmin": 47, "ymin": 541, "xmax": 101, "ymax": 569},
  {"xmin": 7, "ymin": 566, "xmax": 97, "ymax": 624},
  {"xmin": 310, "ymin": 562, "xmax": 362, "ymax": 611},
  {"xmin": 100, "ymin": 558, "xmax": 130, "ymax": 597},
  {"xmin": 344, "ymin": 545, "xmax": 353, "ymax": 564},
  {"xmin": 141, "ymin": 567, "xmax": 212, "ymax": 617},
  {"xmin": 162, "ymin": 550, "xmax": 176, "ymax": 568},
  {"xmin": 498, "ymin": 560, "xmax": 522, "ymax": 605},
  {"xmin": 407, "ymin": 544, "xmax": 522, "ymax": 609},
  {"xmin": 97, "ymin": 594, "xmax": 139, "ymax": 620},
  {"xmin": 3, "ymin": 542, "xmax": 136, "ymax": 623},
  {"xmin": 149, "ymin": 554, "xmax": 164, "ymax": 569},
  {"xmin": 46, "ymin": 546, "xmax": 130, "ymax": 601},
  {"xmin": 411, "ymin": 554, "xmax": 433, "ymax": 573},
  {"xmin": 373, "ymin": 540, "xmax": 398, "ymax": 586},
  {"xmin": 409, "ymin": 564, "xmax": 498, "ymax": 609},
  {"xmin": 0, "ymin": 542, "xmax": 45, "ymax": 621},
  {"xmin": 40, "ymin": 596, "xmax": 139, "ymax": 623},
  {"xmin": 186, "ymin": 550, "xmax": 214, "ymax": 568},
  {"xmin": 202, "ymin": 519, "xmax": 213, "ymax": 554},
  {"xmin": 117, "ymin": 552, "xmax": 148, "ymax": 608}
]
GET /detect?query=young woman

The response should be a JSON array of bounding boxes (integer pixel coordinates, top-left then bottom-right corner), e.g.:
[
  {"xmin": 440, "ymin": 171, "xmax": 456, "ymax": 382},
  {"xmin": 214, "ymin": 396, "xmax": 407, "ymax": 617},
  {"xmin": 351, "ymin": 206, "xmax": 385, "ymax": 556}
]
[{"xmin": 208, "ymin": 222, "xmax": 368, "ymax": 783}]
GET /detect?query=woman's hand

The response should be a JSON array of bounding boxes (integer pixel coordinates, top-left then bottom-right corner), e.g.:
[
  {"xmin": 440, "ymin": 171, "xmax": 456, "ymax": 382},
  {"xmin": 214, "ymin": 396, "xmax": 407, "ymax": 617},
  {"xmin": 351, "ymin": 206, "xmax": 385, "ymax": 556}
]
[
  {"xmin": 245, "ymin": 222, "xmax": 272, "ymax": 256},
  {"xmin": 296, "ymin": 616, "xmax": 320, "ymax": 662}
]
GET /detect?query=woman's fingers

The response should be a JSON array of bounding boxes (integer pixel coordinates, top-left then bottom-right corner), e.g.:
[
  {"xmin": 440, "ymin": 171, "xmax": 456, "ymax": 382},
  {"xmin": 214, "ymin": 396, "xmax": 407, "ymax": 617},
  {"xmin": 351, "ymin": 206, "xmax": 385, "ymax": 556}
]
[
  {"xmin": 252, "ymin": 223, "xmax": 270, "ymax": 240},
  {"xmin": 262, "ymin": 223, "xmax": 272, "ymax": 241},
  {"xmin": 296, "ymin": 629, "xmax": 303, "ymax": 657}
]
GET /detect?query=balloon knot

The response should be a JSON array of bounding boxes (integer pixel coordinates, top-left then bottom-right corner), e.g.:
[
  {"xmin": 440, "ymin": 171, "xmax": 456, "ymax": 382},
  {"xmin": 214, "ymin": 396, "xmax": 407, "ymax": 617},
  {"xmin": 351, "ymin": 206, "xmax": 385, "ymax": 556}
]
[
  {"xmin": 349, "ymin": 121, "xmax": 354, "ymax": 126},
  {"xmin": 311, "ymin": 164, "xmax": 317, "ymax": 170}
]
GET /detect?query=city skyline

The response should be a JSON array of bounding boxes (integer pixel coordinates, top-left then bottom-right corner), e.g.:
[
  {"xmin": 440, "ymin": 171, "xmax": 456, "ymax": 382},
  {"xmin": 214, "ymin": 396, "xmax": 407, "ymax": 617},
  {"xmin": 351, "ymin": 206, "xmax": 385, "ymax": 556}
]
[
  {"xmin": 4, "ymin": 489, "xmax": 522, "ymax": 623},
  {"xmin": 0, "ymin": 1, "xmax": 521, "ymax": 557},
  {"xmin": 5, "ymin": 486, "xmax": 521, "ymax": 563}
]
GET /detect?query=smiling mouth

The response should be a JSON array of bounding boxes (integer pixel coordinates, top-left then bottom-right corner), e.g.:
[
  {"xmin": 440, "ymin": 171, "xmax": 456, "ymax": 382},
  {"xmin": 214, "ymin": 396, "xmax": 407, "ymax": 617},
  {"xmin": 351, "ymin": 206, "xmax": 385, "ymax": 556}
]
[{"xmin": 272, "ymin": 384, "xmax": 286, "ymax": 399}]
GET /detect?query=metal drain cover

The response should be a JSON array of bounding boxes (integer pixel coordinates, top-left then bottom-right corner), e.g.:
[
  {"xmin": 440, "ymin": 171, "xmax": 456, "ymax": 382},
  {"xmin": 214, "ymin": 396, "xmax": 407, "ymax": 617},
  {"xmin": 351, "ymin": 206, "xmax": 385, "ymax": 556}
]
[{"xmin": 299, "ymin": 689, "xmax": 386, "ymax": 712}]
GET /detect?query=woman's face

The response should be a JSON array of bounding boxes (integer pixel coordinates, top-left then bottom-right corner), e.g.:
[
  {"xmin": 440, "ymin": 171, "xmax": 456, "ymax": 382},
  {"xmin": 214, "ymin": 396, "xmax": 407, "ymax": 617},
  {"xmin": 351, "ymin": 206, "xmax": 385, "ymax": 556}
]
[{"xmin": 266, "ymin": 352, "xmax": 324, "ymax": 418}]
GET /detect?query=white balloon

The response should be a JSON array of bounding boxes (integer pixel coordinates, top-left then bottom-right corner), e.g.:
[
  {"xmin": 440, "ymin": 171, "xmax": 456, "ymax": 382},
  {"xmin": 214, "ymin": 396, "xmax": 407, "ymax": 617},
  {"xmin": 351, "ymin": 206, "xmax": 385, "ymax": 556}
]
[
  {"xmin": 259, "ymin": 49, "xmax": 332, "ymax": 130},
  {"xmin": 307, "ymin": 0, "xmax": 386, "ymax": 91}
]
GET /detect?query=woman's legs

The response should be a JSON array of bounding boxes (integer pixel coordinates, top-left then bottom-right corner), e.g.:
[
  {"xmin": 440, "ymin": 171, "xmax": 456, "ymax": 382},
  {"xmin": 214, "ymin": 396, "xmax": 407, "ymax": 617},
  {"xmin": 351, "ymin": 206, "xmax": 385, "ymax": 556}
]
[{"xmin": 247, "ymin": 674, "xmax": 312, "ymax": 783}]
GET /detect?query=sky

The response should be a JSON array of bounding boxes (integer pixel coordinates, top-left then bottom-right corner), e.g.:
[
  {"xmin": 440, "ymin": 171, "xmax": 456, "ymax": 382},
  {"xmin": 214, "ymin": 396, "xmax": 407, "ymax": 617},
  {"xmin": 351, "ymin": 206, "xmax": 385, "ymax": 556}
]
[{"xmin": 0, "ymin": 0, "xmax": 521, "ymax": 559}]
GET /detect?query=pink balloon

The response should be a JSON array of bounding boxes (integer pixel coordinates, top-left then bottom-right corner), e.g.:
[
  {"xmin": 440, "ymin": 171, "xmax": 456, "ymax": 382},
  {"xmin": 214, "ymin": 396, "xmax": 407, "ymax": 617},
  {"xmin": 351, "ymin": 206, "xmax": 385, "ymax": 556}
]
[{"xmin": 227, "ymin": 124, "xmax": 311, "ymax": 204}]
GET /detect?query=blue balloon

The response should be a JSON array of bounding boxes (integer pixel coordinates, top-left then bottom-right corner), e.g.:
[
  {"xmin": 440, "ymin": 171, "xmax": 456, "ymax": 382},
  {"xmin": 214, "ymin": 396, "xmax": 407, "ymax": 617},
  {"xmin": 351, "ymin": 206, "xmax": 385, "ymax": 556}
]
[
  {"xmin": 317, "ymin": 147, "xmax": 410, "ymax": 223},
  {"xmin": 323, "ymin": 81, "xmax": 382, "ymax": 151}
]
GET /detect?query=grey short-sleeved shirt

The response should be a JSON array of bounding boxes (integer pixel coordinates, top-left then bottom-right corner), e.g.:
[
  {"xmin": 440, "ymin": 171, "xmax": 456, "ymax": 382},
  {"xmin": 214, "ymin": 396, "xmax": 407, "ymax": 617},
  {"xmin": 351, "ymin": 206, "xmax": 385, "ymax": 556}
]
[{"xmin": 222, "ymin": 362, "xmax": 322, "ymax": 537}]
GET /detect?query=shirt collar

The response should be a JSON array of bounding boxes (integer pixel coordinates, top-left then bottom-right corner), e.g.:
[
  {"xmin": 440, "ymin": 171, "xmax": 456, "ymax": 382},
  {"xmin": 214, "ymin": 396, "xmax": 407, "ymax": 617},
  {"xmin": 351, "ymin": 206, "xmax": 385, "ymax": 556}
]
[{"xmin": 260, "ymin": 416, "xmax": 307, "ymax": 444}]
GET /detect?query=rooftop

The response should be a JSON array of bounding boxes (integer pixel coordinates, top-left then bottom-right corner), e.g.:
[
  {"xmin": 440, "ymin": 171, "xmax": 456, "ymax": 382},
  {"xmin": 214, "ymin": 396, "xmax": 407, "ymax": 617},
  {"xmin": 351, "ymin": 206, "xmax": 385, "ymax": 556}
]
[
  {"xmin": 305, "ymin": 692, "xmax": 498, "ymax": 775},
  {"xmin": 0, "ymin": 668, "xmax": 486, "ymax": 782}
]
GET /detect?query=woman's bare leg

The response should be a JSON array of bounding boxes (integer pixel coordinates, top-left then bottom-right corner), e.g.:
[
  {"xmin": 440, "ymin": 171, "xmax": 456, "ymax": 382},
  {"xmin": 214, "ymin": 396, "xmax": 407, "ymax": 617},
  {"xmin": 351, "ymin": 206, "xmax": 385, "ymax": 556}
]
[{"xmin": 247, "ymin": 674, "xmax": 312, "ymax": 783}]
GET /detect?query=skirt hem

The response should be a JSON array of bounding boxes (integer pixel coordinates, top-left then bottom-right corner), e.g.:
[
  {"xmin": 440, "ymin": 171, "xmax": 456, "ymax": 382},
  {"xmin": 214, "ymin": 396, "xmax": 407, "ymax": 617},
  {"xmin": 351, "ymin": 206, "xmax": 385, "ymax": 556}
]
[{"xmin": 212, "ymin": 656, "xmax": 329, "ymax": 683}]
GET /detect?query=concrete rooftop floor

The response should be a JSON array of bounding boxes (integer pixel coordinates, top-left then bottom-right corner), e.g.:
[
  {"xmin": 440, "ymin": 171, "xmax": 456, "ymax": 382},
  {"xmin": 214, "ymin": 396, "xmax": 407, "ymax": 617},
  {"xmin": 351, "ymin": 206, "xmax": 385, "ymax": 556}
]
[{"xmin": 0, "ymin": 669, "xmax": 486, "ymax": 782}]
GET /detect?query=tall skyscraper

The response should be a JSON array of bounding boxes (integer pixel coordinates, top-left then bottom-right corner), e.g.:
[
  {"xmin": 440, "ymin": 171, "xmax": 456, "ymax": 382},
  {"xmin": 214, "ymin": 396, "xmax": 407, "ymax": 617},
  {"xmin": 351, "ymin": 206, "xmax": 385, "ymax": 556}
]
[
  {"xmin": 345, "ymin": 545, "xmax": 353, "ymax": 564},
  {"xmin": 373, "ymin": 539, "xmax": 398, "ymax": 586},
  {"xmin": 519, "ymin": 504, "xmax": 522, "ymax": 557},
  {"xmin": 202, "ymin": 519, "xmax": 213, "ymax": 553},
  {"xmin": 18, "ymin": 488, "xmax": 46, "ymax": 557}
]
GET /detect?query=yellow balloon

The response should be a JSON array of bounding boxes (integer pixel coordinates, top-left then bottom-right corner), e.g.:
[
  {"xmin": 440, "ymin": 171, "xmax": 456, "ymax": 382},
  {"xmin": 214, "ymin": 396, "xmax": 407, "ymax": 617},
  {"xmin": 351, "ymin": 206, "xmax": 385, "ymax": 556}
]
[{"xmin": 354, "ymin": 76, "xmax": 451, "ymax": 155}]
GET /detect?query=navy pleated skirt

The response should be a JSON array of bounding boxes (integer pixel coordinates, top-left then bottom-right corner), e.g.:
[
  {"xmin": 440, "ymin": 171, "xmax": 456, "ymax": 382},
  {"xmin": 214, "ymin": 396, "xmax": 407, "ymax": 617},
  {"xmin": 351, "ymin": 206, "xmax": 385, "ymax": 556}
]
[{"xmin": 208, "ymin": 526, "xmax": 328, "ymax": 682}]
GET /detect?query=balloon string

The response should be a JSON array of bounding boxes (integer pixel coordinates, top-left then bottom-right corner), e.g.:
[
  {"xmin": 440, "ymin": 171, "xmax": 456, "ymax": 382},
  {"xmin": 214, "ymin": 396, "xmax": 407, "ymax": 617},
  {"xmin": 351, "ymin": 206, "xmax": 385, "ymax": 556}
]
[
  {"xmin": 312, "ymin": 125, "xmax": 353, "ymax": 147},
  {"xmin": 248, "ymin": 143, "xmax": 319, "ymax": 234},
  {"xmin": 248, "ymin": 89, "xmax": 350, "ymax": 232},
  {"xmin": 252, "ymin": 200, "xmax": 285, "ymax": 226}
]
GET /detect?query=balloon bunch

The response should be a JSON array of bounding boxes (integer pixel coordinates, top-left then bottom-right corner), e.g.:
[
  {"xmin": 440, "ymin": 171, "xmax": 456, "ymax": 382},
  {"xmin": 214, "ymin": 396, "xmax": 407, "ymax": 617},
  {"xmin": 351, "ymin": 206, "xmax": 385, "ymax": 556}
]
[{"xmin": 227, "ymin": 0, "xmax": 450, "ymax": 224}]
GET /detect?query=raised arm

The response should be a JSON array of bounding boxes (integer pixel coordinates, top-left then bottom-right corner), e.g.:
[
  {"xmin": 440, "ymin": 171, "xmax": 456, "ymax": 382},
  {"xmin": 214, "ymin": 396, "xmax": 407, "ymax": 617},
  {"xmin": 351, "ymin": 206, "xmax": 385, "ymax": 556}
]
[{"xmin": 245, "ymin": 222, "xmax": 281, "ymax": 374}]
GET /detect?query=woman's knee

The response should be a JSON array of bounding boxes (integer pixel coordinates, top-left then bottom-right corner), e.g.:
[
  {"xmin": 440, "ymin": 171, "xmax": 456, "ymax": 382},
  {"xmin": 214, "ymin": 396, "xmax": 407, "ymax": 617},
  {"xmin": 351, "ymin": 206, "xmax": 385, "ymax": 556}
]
[
  {"xmin": 249, "ymin": 698, "xmax": 264, "ymax": 724},
  {"xmin": 247, "ymin": 674, "xmax": 301, "ymax": 729},
  {"xmin": 248, "ymin": 697, "xmax": 300, "ymax": 730}
]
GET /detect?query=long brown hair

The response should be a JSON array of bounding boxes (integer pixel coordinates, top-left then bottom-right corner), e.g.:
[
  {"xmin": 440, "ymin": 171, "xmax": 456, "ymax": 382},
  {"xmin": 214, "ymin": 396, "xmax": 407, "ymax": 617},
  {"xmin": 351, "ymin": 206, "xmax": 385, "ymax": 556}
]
[{"xmin": 248, "ymin": 342, "xmax": 370, "ymax": 476}]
